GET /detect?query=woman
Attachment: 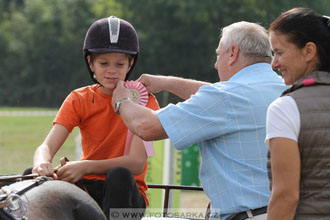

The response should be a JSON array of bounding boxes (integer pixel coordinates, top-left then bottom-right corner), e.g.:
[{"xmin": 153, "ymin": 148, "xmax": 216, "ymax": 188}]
[{"xmin": 266, "ymin": 8, "xmax": 330, "ymax": 219}]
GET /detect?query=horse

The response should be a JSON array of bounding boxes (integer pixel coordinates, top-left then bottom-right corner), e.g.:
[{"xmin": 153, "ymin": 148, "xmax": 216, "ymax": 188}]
[{"xmin": 0, "ymin": 177, "xmax": 107, "ymax": 220}]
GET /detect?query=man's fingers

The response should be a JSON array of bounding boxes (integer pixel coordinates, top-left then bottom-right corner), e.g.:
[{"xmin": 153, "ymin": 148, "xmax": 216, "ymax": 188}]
[
  {"xmin": 137, "ymin": 74, "xmax": 149, "ymax": 86},
  {"xmin": 116, "ymin": 80, "xmax": 125, "ymax": 87}
]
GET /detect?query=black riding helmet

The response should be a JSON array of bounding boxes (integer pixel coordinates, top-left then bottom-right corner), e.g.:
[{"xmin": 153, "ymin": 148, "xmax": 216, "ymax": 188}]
[{"xmin": 83, "ymin": 16, "xmax": 139, "ymax": 83}]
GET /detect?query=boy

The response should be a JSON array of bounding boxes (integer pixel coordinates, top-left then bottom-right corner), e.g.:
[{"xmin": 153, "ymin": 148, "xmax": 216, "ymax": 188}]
[{"xmin": 31, "ymin": 16, "xmax": 159, "ymax": 218}]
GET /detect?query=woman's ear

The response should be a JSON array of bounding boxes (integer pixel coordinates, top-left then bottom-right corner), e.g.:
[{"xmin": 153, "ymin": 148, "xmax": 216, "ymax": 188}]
[
  {"xmin": 303, "ymin": 42, "xmax": 317, "ymax": 62},
  {"xmin": 87, "ymin": 55, "xmax": 94, "ymax": 72}
]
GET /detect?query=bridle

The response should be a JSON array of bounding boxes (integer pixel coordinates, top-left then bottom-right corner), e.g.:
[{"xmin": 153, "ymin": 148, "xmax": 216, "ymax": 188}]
[
  {"xmin": 0, "ymin": 176, "xmax": 51, "ymax": 220},
  {"xmin": 0, "ymin": 156, "xmax": 87, "ymax": 219}
]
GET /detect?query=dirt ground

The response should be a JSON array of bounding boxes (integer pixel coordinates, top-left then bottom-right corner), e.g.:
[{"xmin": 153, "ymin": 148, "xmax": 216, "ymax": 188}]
[{"xmin": 179, "ymin": 191, "xmax": 210, "ymax": 209}]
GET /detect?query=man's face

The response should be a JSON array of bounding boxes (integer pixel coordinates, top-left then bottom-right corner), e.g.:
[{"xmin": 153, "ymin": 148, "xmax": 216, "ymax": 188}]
[{"xmin": 214, "ymin": 40, "xmax": 231, "ymax": 82}]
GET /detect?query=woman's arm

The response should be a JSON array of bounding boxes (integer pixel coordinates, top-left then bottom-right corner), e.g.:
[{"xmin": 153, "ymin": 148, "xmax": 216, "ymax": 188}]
[
  {"xmin": 33, "ymin": 123, "xmax": 70, "ymax": 177},
  {"xmin": 267, "ymin": 137, "xmax": 300, "ymax": 220}
]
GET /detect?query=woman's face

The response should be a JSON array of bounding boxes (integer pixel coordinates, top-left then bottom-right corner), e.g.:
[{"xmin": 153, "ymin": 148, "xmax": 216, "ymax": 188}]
[
  {"xmin": 270, "ymin": 31, "xmax": 309, "ymax": 85},
  {"xmin": 88, "ymin": 53, "xmax": 132, "ymax": 95}
]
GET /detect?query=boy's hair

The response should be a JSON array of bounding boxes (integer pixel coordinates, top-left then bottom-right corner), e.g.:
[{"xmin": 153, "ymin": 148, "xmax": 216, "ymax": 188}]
[{"xmin": 83, "ymin": 16, "xmax": 139, "ymax": 83}]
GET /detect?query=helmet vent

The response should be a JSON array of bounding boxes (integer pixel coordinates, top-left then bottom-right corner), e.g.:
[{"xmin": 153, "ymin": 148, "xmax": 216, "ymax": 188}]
[{"xmin": 108, "ymin": 16, "xmax": 120, "ymax": 44}]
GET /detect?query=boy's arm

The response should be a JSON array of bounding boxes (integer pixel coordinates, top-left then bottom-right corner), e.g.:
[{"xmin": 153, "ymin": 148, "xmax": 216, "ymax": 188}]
[
  {"xmin": 138, "ymin": 74, "xmax": 211, "ymax": 100},
  {"xmin": 57, "ymin": 134, "xmax": 148, "ymax": 183},
  {"xmin": 86, "ymin": 135, "xmax": 147, "ymax": 175},
  {"xmin": 33, "ymin": 123, "xmax": 70, "ymax": 177}
]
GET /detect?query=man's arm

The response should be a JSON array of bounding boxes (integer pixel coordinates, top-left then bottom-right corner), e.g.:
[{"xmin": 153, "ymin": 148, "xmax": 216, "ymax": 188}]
[
  {"xmin": 112, "ymin": 81, "xmax": 168, "ymax": 141},
  {"xmin": 138, "ymin": 74, "xmax": 211, "ymax": 100},
  {"xmin": 267, "ymin": 137, "xmax": 300, "ymax": 220}
]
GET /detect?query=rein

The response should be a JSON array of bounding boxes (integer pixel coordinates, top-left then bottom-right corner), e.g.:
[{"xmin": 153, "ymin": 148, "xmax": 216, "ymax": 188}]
[
  {"xmin": 0, "ymin": 174, "xmax": 39, "ymax": 182},
  {"xmin": 0, "ymin": 156, "xmax": 70, "ymax": 183},
  {"xmin": 0, "ymin": 157, "xmax": 87, "ymax": 219},
  {"xmin": 0, "ymin": 176, "xmax": 50, "ymax": 205}
]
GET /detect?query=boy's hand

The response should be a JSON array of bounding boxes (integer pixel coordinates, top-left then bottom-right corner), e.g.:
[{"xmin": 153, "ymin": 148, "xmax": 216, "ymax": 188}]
[
  {"xmin": 55, "ymin": 161, "xmax": 86, "ymax": 184},
  {"xmin": 32, "ymin": 162, "xmax": 57, "ymax": 179},
  {"xmin": 112, "ymin": 80, "xmax": 133, "ymax": 109}
]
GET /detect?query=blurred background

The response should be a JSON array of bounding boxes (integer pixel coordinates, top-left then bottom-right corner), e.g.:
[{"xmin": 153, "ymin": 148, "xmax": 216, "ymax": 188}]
[
  {"xmin": 0, "ymin": 0, "xmax": 329, "ymax": 214},
  {"xmin": 0, "ymin": 0, "xmax": 329, "ymax": 107}
]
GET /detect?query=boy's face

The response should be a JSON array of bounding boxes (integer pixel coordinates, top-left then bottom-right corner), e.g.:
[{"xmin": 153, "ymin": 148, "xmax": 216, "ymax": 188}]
[{"xmin": 88, "ymin": 53, "xmax": 132, "ymax": 95}]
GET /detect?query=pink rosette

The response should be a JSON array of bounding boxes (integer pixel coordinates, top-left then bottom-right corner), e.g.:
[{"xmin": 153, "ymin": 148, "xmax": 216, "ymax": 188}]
[
  {"xmin": 124, "ymin": 81, "xmax": 148, "ymax": 106},
  {"xmin": 123, "ymin": 81, "xmax": 155, "ymax": 157}
]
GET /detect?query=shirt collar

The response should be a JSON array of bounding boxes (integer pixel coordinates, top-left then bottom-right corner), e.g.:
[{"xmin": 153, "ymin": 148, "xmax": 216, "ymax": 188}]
[{"xmin": 228, "ymin": 63, "xmax": 273, "ymax": 83}]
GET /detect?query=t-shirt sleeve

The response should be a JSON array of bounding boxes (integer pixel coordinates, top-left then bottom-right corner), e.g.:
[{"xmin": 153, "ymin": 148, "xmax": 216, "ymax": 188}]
[
  {"xmin": 146, "ymin": 94, "xmax": 160, "ymax": 111},
  {"xmin": 265, "ymin": 96, "xmax": 300, "ymax": 147},
  {"xmin": 53, "ymin": 91, "xmax": 82, "ymax": 132},
  {"xmin": 156, "ymin": 85, "xmax": 229, "ymax": 150}
]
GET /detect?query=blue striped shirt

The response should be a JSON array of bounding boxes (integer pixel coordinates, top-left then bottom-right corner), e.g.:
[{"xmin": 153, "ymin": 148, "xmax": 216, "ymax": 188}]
[{"xmin": 157, "ymin": 63, "xmax": 287, "ymax": 219}]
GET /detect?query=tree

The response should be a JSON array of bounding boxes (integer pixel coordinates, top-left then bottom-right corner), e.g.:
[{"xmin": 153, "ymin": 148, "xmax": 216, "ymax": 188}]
[
  {"xmin": 0, "ymin": 0, "xmax": 95, "ymax": 107},
  {"xmin": 0, "ymin": 0, "xmax": 329, "ymax": 107}
]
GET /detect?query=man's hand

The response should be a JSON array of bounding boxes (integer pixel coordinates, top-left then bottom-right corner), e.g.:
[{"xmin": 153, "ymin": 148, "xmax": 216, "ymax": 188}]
[
  {"xmin": 138, "ymin": 74, "xmax": 165, "ymax": 94},
  {"xmin": 112, "ymin": 80, "xmax": 133, "ymax": 109}
]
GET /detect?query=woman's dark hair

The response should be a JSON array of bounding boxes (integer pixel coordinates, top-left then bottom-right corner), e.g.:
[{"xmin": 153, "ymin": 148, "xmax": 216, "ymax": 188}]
[{"xmin": 269, "ymin": 8, "xmax": 330, "ymax": 72}]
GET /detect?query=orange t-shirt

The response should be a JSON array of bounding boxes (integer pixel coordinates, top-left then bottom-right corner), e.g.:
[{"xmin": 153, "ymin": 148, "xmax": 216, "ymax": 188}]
[{"xmin": 53, "ymin": 84, "xmax": 160, "ymax": 206}]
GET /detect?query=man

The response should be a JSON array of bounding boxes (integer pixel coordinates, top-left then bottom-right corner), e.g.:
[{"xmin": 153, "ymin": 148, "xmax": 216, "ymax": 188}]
[{"xmin": 112, "ymin": 21, "xmax": 287, "ymax": 219}]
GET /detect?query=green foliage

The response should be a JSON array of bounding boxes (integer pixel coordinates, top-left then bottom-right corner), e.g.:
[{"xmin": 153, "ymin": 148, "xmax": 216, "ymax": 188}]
[
  {"xmin": 0, "ymin": 0, "xmax": 95, "ymax": 107},
  {"xmin": 0, "ymin": 0, "xmax": 329, "ymax": 106}
]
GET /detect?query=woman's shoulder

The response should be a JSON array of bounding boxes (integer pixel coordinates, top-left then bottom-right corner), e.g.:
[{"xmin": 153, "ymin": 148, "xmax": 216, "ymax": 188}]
[
  {"xmin": 268, "ymin": 95, "xmax": 300, "ymax": 123},
  {"xmin": 269, "ymin": 95, "xmax": 296, "ymax": 110}
]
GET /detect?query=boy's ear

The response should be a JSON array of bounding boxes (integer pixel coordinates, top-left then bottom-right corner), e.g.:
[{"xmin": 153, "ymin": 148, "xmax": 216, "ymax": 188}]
[
  {"xmin": 128, "ymin": 57, "xmax": 135, "ymax": 71},
  {"xmin": 87, "ymin": 55, "xmax": 94, "ymax": 72}
]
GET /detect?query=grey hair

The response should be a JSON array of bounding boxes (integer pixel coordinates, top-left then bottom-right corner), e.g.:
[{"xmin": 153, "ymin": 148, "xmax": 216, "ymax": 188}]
[{"xmin": 220, "ymin": 21, "xmax": 272, "ymax": 63}]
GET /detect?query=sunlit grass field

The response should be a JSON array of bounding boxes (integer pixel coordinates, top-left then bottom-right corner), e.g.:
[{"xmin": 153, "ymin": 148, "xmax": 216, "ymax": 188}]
[{"xmin": 0, "ymin": 107, "xmax": 78, "ymax": 174}]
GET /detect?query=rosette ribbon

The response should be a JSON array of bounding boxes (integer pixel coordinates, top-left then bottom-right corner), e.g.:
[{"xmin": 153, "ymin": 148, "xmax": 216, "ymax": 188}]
[{"xmin": 123, "ymin": 81, "xmax": 155, "ymax": 156}]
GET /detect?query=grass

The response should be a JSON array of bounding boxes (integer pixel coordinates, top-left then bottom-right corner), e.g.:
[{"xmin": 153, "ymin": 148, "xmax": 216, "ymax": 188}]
[
  {"xmin": 0, "ymin": 108, "xmax": 209, "ymax": 210},
  {"xmin": 0, "ymin": 107, "xmax": 78, "ymax": 174},
  {"xmin": 0, "ymin": 107, "xmax": 57, "ymax": 111}
]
